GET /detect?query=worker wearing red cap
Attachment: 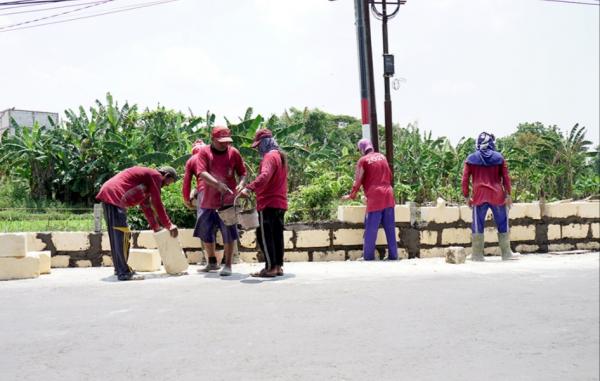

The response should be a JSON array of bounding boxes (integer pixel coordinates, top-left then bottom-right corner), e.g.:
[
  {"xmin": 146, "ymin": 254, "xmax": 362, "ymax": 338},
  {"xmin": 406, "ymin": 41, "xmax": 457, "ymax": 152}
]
[
  {"xmin": 182, "ymin": 139, "xmax": 206, "ymax": 210},
  {"xmin": 194, "ymin": 126, "xmax": 247, "ymax": 276}
]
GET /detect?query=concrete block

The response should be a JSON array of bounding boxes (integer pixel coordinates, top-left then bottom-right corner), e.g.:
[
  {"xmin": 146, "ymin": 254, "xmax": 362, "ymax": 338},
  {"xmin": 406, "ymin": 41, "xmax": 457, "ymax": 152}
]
[
  {"xmin": 397, "ymin": 248, "xmax": 409, "ymax": 259},
  {"xmin": 178, "ymin": 229, "xmax": 203, "ymax": 249},
  {"xmin": 28, "ymin": 251, "xmax": 51, "ymax": 274},
  {"xmin": 420, "ymin": 231, "xmax": 438, "ymax": 246},
  {"xmin": 312, "ymin": 250, "xmax": 345, "ymax": 262},
  {"xmin": 347, "ymin": 250, "xmax": 363, "ymax": 261},
  {"xmin": 239, "ymin": 230, "xmax": 256, "ymax": 249},
  {"xmin": 127, "ymin": 249, "xmax": 161, "ymax": 272},
  {"xmin": 574, "ymin": 201, "xmax": 600, "ymax": 219},
  {"xmin": 394, "ymin": 205, "xmax": 411, "ymax": 222},
  {"xmin": 562, "ymin": 224, "xmax": 589, "ymax": 239},
  {"xmin": 284, "ymin": 251, "xmax": 309, "ymax": 262},
  {"xmin": 484, "ymin": 246, "xmax": 500, "ymax": 256},
  {"xmin": 510, "ymin": 225, "xmax": 536, "ymax": 241},
  {"xmin": 548, "ymin": 243, "xmax": 574, "ymax": 252},
  {"xmin": 185, "ymin": 250, "xmax": 202, "ymax": 264},
  {"xmin": 376, "ymin": 228, "xmax": 399, "ymax": 245},
  {"xmin": 101, "ymin": 233, "xmax": 111, "ymax": 251},
  {"xmin": 52, "ymin": 232, "xmax": 90, "ymax": 251},
  {"xmin": 459, "ymin": 206, "xmax": 472, "ymax": 223},
  {"xmin": 592, "ymin": 223, "xmax": 599, "ymax": 239},
  {"xmin": 0, "ymin": 256, "xmax": 40, "ymax": 281},
  {"xmin": 544, "ymin": 202, "xmax": 578, "ymax": 218},
  {"xmin": 420, "ymin": 247, "xmax": 446, "ymax": 258},
  {"xmin": 576, "ymin": 242, "xmax": 600, "ymax": 251},
  {"xmin": 337, "ymin": 205, "xmax": 366, "ymax": 223},
  {"xmin": 515, "ymin": 244, "xmax": 539, "ymax": 253},
  {"xmin": 76, "ymin": 260, "xmax": 92, "ymax": 268},
  {"xmin": 421, "ymin": 206, "xmax": 460, "ymax": 224},
  {"xmin": 445, "ymin": 246, "xmax": 466, "ymax": 264},
  {"xmin": 0, "ymin": 233, "xmax": 27, "ymax": 258},
  {"xmin": 137, "ymin": 231, "xmax": 157, "ymax": 249},
  {"xmin": 154, "ymin": 229, "xmax": 188, "ymax": 274},
  {"xmin": 333, "ymin": 229, "xmax": 364, "ymax": 246},
  {"xmin": 483, "ymin": 227, "xmax": 499, "ymax": 243},
  {"xmin": 102, "ymin": 255, "xmax": 113, "ymax": 267},
  {"xmin": 296, "ymin": 230, "xmax": 330, "ymax": 248},
  {"xmin": 441, "ymin": 228, "xmax": 471, "ymax": 245},
  {"xmin": 26, "ymin": 233, "xmax": 46, "ymax": 252},
  {"xmin": 548, "ymin": 225, "xmax": 561, "ymax": 240},
  {"xmin": 509, "ymin": 202, "xmax": 541, "ymax": 220},
  {"xmin": 51, "ymin": 255, "xmax": 70, "ymax": 268},
  {"xmin": 239, "ymin": 251, "xmax": 259, "ymax": 263},
  {"xmin": 284, "ymin": 230, "xmax": 294, "ymax": 249},
  {"xmin": 204, "ymin": 250, "xmax": 224, "ymax": 265}
]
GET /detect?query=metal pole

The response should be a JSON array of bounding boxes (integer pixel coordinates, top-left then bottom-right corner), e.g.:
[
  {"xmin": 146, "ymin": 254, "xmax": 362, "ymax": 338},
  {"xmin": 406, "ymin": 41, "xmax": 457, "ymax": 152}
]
[
  {"xmin": 353, "ymin": 0, "xmax": 371, "ymax": 141},
  {"xmin": 381, "ymin": 0, "xmax": 394, "ymax": 183},
  {"xmin": 362, "ymin": 0, "xmax": 379, "ymax": 152}
]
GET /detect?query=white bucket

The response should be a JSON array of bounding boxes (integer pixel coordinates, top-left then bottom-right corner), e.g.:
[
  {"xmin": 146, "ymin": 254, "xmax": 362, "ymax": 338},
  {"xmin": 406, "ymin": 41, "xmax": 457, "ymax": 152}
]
[
  {"xmin": 238, "ymin": 208, "xmax": 259, "ymax": 230},
  {"xmin": 217, "ymin": 205, "xmax": 238, "ymax": 226}
]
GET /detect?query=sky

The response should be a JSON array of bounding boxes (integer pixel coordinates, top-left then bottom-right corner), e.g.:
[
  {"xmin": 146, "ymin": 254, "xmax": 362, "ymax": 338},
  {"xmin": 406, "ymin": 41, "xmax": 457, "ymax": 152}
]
[{"xmin": 0, "ymin": 0, "xmax": 598, "ymax": 145}]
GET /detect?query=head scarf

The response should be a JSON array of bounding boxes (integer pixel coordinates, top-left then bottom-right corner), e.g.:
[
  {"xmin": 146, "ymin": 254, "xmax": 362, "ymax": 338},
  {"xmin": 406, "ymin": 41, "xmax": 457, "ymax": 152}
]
[
  {"xmin": 466, "ymin": 132, "xmax": 504, "ymax": 166},
  {"xmin": 357, "ymin": 138, "xmax": 374, "ymax": 156},
  {"xmin": 257, "ymin": 137, "xmax": 280, "ymax": 157}
]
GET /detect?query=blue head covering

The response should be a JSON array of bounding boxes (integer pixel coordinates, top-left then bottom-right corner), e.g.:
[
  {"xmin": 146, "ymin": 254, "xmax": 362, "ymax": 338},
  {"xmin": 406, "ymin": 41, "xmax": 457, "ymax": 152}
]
[
  {"xmin": 465, "ymin": 132, "xmax": 504, "ymax": 166},
  {"xmin": 257, "ymin": 137, "xmax": 280, "ymax": 157}
]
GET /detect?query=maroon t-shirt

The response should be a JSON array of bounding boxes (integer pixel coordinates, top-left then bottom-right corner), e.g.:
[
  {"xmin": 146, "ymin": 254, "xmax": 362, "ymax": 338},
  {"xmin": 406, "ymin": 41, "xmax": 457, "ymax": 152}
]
[
  {"xmin": 182, "ymin": 154, "xmax": 206, "ymax": 203},
  {"xmin": 462, "ymin": 161, "xmax": 511, "ymax": 206},
  {"xmin": 246, "ymin": 150, "xmax": 288, "ymax": 211},
  {"xmin": 196, "ymin": 145, "xmax": 247, "ymax": 209},
  {"xmin": 350, "ymin": 152, "xmax": 395, "ymax": 212}
]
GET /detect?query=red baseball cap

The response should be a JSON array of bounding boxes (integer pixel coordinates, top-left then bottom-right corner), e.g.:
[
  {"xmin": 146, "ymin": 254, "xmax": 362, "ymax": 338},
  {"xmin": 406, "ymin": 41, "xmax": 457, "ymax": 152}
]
[
  {"xmin": 212, "ymin": 126, "xmax": 233, "ymax": 143},
  {"xmin": 251, "ymin": 129, "xmax": 273, "ymax": 148}
]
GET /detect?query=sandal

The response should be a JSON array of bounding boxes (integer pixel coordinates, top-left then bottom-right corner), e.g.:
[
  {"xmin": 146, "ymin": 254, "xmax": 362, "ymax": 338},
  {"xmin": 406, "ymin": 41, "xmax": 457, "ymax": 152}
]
[{"xmin": 250, "ymin": 269, "xmax": 276, "ymax": 278}]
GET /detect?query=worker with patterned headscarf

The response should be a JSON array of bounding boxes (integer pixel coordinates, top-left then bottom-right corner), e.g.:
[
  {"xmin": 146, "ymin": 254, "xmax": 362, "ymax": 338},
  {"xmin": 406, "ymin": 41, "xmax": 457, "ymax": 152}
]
[{"xmin": 462, "ymin": 132, "xmax": 519, "ymax": 261}]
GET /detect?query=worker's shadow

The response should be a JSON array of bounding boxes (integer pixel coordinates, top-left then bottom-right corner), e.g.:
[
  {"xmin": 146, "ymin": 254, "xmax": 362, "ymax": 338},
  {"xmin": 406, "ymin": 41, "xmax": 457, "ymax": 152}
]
[
  {"xmin": 201, "ymin": 272, "xmax": 249, "ymax": 281},
  {"xmin": 101, "ymin": 272, "xmax": 187, "ymax": 282},
  {"xmin": 240, "ymin": 273, "xmax": 296, "ymax": 284}
]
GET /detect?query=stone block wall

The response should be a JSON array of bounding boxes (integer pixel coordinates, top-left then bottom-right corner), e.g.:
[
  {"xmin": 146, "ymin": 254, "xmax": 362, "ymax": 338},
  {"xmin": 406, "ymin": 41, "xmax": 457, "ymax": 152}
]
[{"xmin": 3, "ymin": 201, "xmax": 599, "ymax": 267}]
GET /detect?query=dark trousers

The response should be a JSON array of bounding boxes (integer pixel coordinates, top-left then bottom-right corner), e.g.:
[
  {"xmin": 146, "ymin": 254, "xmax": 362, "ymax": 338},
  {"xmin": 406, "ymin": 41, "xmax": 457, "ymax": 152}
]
[
  {"xmin": 256, "ymin": 208, "xmax": 285, "ymax": 270},
  {"xmin": 103, "ymin": 203, "xmax": 133, "ymax": 277}
]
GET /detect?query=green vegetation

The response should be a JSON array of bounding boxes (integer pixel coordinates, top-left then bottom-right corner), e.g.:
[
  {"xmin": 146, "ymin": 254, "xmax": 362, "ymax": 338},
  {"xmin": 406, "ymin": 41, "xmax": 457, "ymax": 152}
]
[{"xmin": 0, "ymin": 93, "xmax": 598, "ymax": 231}]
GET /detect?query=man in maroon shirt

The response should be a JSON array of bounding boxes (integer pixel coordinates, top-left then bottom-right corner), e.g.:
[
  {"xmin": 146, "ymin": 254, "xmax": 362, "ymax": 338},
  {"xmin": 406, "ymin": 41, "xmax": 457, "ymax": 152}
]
[
  {"xmin": 182, "ymin": 139, "xmax": 206, "ymax": 210},
  {"xmin": 96, "ymin": 166, "xmax": 179, "ymax": 280},
  {"xmin": 462, "ymin": 132, "xmax": 519, "ymax": 261},
  {"xmin": 194, "ymin": 126, "xmax": 247, "ymax": 276}
]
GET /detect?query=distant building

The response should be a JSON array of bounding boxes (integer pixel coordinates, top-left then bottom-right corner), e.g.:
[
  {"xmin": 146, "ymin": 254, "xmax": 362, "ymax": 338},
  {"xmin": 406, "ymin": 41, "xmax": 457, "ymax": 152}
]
[{"xmin": 0, "ymin": 108, "xmax": 59, "ymax": 138}]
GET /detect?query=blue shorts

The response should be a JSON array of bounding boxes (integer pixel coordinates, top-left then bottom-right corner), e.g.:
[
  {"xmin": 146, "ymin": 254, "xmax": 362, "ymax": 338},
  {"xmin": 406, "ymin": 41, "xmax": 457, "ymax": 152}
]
[{"xmin": 193, "ymin": 207, "xmax": 238, "ymax": 244}]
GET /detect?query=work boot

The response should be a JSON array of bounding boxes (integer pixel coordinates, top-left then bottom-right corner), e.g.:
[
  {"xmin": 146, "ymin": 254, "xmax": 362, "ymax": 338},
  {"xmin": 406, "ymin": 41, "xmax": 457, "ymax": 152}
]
[
  {"xmin": 471, "ymin": 233, "xmax": 485, "ymax": 261},
  {"xmin": 118, "ymin": 272, "xmax": 144, "ymax": 281},
  {"xmin": 498, "ymin": 232, "xmax": 520, "ymax": 260}
]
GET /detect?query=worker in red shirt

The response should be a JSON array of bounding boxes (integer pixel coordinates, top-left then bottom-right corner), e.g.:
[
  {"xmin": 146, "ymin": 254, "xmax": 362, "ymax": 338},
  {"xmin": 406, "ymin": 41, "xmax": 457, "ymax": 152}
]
[
  {"xmin": 462, "ymin": 132, "xmax": 518, "ymax": 261},
  {"xmin": 239, "ymin": 129, "xmax": 288, "ymax": 277},
  {"xmin": 341, "ymin": 139, "xmax": 398, "ymax": 261},
  {"xmin": 182, "ymin": 139, "xmax": 206, "ymax": 210},
  {"xmin": 195, "ymin": 126, "xmax": 247, "ymax": 276},
  {"xmin": 96, "ymin": 166, "xmax": 179, "ymax": 281}
]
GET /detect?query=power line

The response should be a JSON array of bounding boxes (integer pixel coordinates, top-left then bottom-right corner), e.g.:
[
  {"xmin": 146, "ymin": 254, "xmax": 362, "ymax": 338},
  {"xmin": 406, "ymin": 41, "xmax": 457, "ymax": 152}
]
[
  {"xmin": 0, "ymin": 0, "xmax": 180, "ymax": 32},
  {"xmin": 0, "ymin": 1, "xmax": 80, "ymax": 6},
  {"xmin": 0, "ymin": 0, "xmax": 108, "ymax": 16},
  {"xmin": 541, "ymin": 0, "xmax": 600, "ymax": 5}
]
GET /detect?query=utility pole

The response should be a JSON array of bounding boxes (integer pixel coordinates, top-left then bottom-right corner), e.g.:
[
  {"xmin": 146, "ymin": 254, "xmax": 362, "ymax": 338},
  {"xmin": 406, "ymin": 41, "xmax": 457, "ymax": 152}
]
[{"xmin": 362, "ymin": 0, "xmax": 379, "ymax": 152}]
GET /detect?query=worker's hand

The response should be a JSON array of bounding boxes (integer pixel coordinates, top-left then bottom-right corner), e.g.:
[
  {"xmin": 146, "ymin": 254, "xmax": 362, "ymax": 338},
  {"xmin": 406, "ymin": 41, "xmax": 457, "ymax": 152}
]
[
  {"xmin": 341, "ymin": 194, "xmax": 352, "ymax": 201},
  {"xmin": 183, "ymin": 199, "xmax": 195, "ymax": 210},
  {"xmin": 216, "ymin": 182, "xmax": 233, "ymax": 195},
  {"xmin": 505, "ymin": 195, "xmax": 513, "ymax": 209},
  {"xmin": 464, "ymin": 196, "xmax": 472, "ymax": 208},
  {"xmin": 169, "ymin": 225, "xmax": 179, "ymax": 238},
  {"xmin": 238, "ymin": 188, "xmax": 251, "ymax": 198},
  {"xmin": 235, "ymin": 182, "xmax": 245, "ymax": 193}
]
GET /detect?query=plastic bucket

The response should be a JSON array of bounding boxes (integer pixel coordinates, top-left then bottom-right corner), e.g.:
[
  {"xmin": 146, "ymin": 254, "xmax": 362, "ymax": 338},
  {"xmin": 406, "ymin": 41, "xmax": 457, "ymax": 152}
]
[
  {"xmin": 217, "ymin": 205, "xmax": 238, "ymax": 226},
  {"xmin": 238, "ymin": 208, "xmax": 259, "ymax": 230}
]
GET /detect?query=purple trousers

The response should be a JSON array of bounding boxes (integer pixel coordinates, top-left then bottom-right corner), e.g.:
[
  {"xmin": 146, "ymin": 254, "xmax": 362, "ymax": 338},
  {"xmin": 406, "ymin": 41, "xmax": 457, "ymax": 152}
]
[{"xmin": 364, "ymin": 207, "xmax": 398, "ymax": 260}]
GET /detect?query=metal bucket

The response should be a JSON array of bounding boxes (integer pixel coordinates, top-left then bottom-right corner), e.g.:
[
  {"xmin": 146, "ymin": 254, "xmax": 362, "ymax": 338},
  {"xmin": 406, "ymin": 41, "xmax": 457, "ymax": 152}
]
[
  {"xmin": 238, "ymin": 208, "xmax": 259, "ymax": 230},
  {"xmin": 217, "ymin": 204, "xmax": 238, "ymax": 226}
]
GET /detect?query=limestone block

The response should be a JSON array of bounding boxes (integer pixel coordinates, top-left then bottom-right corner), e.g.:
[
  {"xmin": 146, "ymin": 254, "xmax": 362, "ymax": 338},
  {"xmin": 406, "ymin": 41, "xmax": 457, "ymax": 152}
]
[
  {"xmin": 178, "ymin": 229, "xmax": 203, "ymax": 249},
  {"xmin": 347, "ymin": 250, "xmax": 363, "ymax": 261},
  {"xmin": 592, "ymin": 223, "xmax": 599, "ymax": 239},
  {"xmin": 445, "ymin": 246, "xmax": 466, "ymax": 264},
  {"xmin": 421, "ymin": 206, "xmax": 460, "ymax": 224},
  {"xmin": 562, "ymin": 224, "xmax": 589, "ymax": 239},
  {"xmin": 137, "ymin": 231, "xmax": 157, "ymax": 249},
  {"xmin": 420, "ymin": 231, "xmax": 438, "ymax": 246},
  {"xmin": 0, "ymin": 233, "xmax": 27, "ymax": 258},
  {"xmin": 28, "ymin": 251, "xmax": 51, "ymax": 274},
  {"xmin": 0, "ymin": 256, "xmax": 40, "ymax": 281},
  {"xmin": 296, "ymin": 230, "xmax": 330, "ymax": 248},
  {"xmin": 483, "ymin": 227, "xmax": 499, "ymax": 243},
  {"xmin": 544, "ymin": 202, "xmax": 578, "ymax": 218},
  {"xmin": 337, "ymin": 205, "xmax": 366, "ymax": 223},
  {"xmin": 51, "ymin": 255, "xmax": 70, "ymax": 268},
  {"xmin": 574, "ymin": 201, "xmax": 600, "ymax": 219},
  {"xmin": 239, "ymin": 230, "xmax": 256, "ymax": 249},
  {"xmin": 397, "ymin": 248, "xmax": 409, "ymax": 260},
  {"xmin": 102, "ymin": 255, "xmax": 113, "ymax": 267},
  {"xmin": 185, "ymin": 250, "xmax": 202, "ymax": 264},
  {"xmin": 420, "ymin": 247, "xmax": 446, "ymax": 258},
  {"xmin": 76, "ymin": 260, "xmax": 92, "ymax": 268},
  {"xmin": 509, "ymin": 202, "xmax": 541, "ymax": 220},
  {"xmin": 547, "ymin": 225, "xmax": 561, "ymax": 240},
  {"xmin": 154, "ymin": 229, "xmax": 188, "ymax": 274},
  {"xmin": 484, "ymin": 246, "xmax": 500, "ymax": 256},
  {"xmin": 548, "ymin": 243, "xmax": 574, "ymax": 252},
  {"xmin": 394, "ymin": 205, "xmax": 411, "ymax": 223},
  {"xmin": 376, "ymin": 228, "xmax": 399, "ymax": 245},
  {"xmin": 239, "ymin": 251, "xmax": 258, "ymax": 263},
  {"xmin": 312, "ymin": 250, "xmax": 345, "ymax": 262},
  {"xmin": 441, "ymin": 228, "xmax": 471, "ymax": 245},
  {"xmin": 333, "ymin": 229, "xmax": 364, "ymax": 246},
  {"xmin": 510, "ymin": 225, "xmax": 536, "ymax": 241},
  {"xmin": 515, "ymin": 244, "xmax": 539, "ymax": 253},
  {"xmin": 127, "ymin": 249, "xmax": 161, "ymax": 272},
  {"xmin": 52, "ymin": 232, "xmax": 90, "ymax": 251},
  {"xmin": 26, "ymin": 233, "xmax": 46, "ymax": 252},
  {"xmin": 459, "ymin": 206, "xmax": 472, "ymax": 223},
  {"xmin": 576, "ymin": 242, "xmax": 600, "ymax": 251},
  {"xmin": 284, "ymin": 230, "xmax": 294, "ymax": 249},
  {"xmin": 101, "ymin": 233, "xmax": 111, "ymax": 251},
  {"xmin": 283, "ymin": 251, "xmax": 309, "ymax": 262}
]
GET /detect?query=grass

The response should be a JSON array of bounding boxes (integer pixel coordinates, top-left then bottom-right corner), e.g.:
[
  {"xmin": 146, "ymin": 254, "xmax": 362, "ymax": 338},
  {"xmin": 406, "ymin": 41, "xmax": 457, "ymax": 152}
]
[{"xmin": 0, "ymin": 208, "xmax": 99, "ymax": 232}]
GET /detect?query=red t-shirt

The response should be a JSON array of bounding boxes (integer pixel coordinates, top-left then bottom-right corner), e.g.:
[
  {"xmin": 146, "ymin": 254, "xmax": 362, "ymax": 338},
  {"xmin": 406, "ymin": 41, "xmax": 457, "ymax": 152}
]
[
  {"xmin": 181, "ymin": 154, "xmax": 206, "ymax": 203},
  {"xmin": 462, "ymin": 161, "xmax": 511, "ymax": 206},
  {"xmin": 95, "ymin": 166, "xmax": 173, "ymax": 231},
  {"xmin": 350, "ymin": 152, "xmax": 395, "ymax": 212},
  {"xmin": 246, "ymin": 150, "xmax": 288, "ymax": 211},
  {"xmin": 196, "ymin": 145, "xmax": 247, "ymax": 209}
]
